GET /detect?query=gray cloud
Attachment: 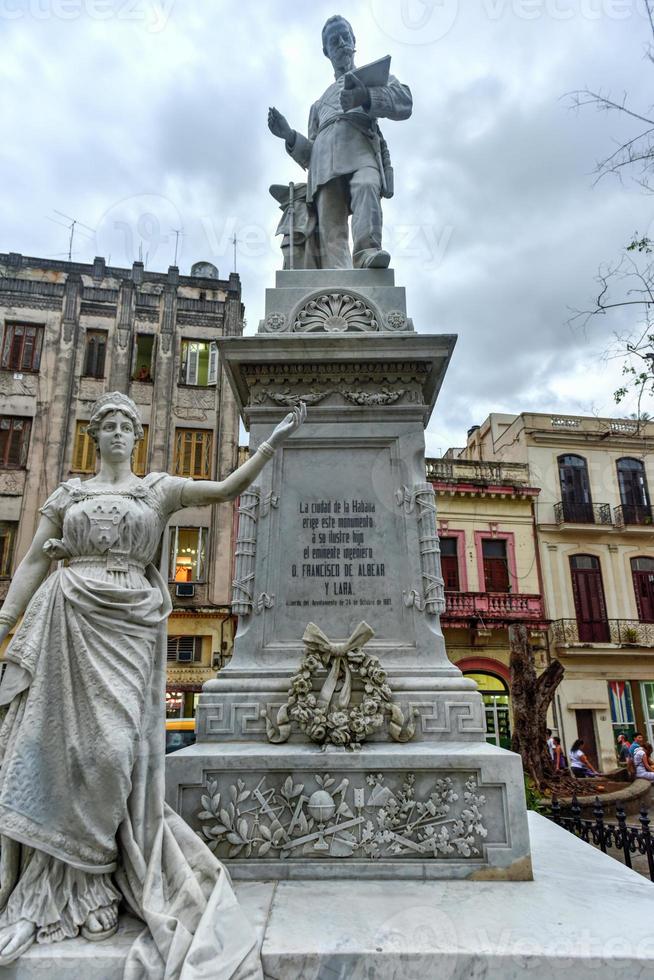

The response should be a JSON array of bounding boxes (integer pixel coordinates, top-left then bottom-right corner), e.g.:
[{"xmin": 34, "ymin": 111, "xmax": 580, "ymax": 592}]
[{"xmin": 1, "ymin": 0, "xmax": 652, "ymax": 451}]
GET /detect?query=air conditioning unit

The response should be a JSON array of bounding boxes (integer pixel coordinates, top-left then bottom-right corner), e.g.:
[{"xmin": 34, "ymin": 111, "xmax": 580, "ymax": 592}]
[{"xmin": 175, "ymin": 583, "xmax": 195, "ymax": 598}]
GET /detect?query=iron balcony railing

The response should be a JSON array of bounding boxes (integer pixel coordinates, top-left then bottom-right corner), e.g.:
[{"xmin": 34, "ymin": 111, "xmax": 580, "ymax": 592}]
[
  {"xmin": 551, "ymin": 618, "xmax": 654, "ymax": 646},
  {"xmin": 613, "ymin": 504, "xmax": 654, "ymax": 527},
  {"xmin": 444, "ymin": 591, "xmax": 545, "ymax": 621},
  {"xmin": 553, "ymin": 501, "xmax": 612, "ymax": 525}
]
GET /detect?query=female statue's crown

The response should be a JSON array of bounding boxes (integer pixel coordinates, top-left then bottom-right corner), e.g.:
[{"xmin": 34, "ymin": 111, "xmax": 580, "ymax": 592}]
[
  {"xmin": 88, "ymin": 391, "xmax": 144, "ymax": 440},
  {"xmin": 90, "ymin": 391, "xmax": 140, "ymax": 419}
]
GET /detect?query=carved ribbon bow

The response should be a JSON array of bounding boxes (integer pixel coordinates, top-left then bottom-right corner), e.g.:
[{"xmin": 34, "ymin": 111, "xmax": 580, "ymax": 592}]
[{"xmin": 301, "ymin": 620, "xmax": 375, "ymax": 711}]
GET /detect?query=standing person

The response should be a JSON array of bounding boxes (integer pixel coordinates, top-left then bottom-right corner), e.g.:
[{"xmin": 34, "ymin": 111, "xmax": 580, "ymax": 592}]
[
  {"xmin": 617, "ymin": 733, "xmax": 632, "ymax": 763},
  {"xmin": 546, "ymin": 728, "xmax": 555, "ymax": 760},
  {"xmin": 633, "ymin": 742, "xmax": 654, "ymax": 782},
  {"xmin": 630, "ymin": 732, "xmax": 646, "ymax": 756},
  {"xmin": 0, "ymin": 391, "xmax": 306, "ymax": 974},
  {"xmin": 268, "ymin": 15, "xmax": 412, "ymax": 269},
  {"xmin": 552, "ymin": 737, "xmax": 568, "ymax": 772},
  {"xmin": 569, "ymin": 738, "xmax": 600, "ymax": 778}
]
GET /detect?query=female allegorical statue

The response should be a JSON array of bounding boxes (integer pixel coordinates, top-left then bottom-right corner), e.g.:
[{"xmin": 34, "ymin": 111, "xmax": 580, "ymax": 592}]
[{"xmin": 0, "ymin": 391, "xmax": 305, "ymax": 976}]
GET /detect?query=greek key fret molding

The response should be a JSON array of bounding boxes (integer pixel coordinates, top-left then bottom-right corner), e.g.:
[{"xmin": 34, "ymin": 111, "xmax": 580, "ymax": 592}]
[
  {"xmin": 408, "ymin": 700, "xmax": 486, "ymax": 736},
  {"xmin": 396, "ymin": 484, "xmax": 445, "ymax": 616},
  {"xmin": 196, "ymin": 770, "xmax": 488, "ymax": 861},
  {"xmin": 204, "ymin": 702, "xmax": 274, "ymax": 737}
]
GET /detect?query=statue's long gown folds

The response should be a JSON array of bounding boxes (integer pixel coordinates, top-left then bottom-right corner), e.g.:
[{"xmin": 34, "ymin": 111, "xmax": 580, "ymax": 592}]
[{"xmin": 0, "ymin": 474, "xmax": 262, "ymax": 979}]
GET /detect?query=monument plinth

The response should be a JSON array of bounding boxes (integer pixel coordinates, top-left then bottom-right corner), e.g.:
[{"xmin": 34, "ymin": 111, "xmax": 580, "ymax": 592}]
[{"xmin": 166, "ymin": 269, "xmax": 532, "ymax": 881}]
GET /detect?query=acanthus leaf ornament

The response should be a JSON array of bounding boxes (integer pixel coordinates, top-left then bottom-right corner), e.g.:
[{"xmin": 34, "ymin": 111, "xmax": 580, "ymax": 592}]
[{"xmin": 293, "ymin": 293, "xmax": 379, "ymax": 333}]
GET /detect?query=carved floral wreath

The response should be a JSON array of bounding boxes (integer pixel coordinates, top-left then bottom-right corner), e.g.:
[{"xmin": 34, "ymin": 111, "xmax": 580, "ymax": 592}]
[{"xmin": 265, "ymin": 621, "xmax": 415, "ymax": 748}]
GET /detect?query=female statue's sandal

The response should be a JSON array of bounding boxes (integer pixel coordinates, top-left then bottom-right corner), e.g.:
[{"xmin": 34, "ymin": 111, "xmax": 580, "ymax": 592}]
[
  {"xmin": 0, "ymin": 924, "xmax": 37, "ymax": 965},
  {"xmin": 80, "ymin": 906, "xmax": 119, "ymax": 942}
]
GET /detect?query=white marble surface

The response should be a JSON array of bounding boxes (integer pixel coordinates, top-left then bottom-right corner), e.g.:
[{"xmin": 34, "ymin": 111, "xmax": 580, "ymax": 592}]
[
  {"xmin": 258, "ymin": 812, "xmax": 654, "ymax": 977},
  {"xmin": 4, "ymin": 813, "xmax": 654, "ymax": 979}
]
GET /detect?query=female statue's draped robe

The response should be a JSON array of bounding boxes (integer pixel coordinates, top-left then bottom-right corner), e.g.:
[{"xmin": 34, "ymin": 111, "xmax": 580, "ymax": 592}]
[{"xmin": 0, "ymin": 475, "xmax": 262, "ymax": 979}]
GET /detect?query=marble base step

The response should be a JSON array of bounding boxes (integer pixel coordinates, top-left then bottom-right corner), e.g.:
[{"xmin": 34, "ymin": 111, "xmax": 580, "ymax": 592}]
[
  {"xmin": 3, "ymin": 815, "xmax": 653, "ymax": 979},
  {"xmin": 166, "ymin": 740, "xmax": 531, "ymax": 880}
]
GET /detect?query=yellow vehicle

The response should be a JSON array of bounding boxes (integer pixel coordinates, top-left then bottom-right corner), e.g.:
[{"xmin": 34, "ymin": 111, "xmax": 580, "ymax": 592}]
[{"xmin": 165, "ymin": 717, "xmax": 196, "ymax": 754}]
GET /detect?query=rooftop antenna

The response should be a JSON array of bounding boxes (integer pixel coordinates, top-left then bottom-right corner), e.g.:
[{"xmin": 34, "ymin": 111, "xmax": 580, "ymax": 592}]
[
  {"xmin": 232, "ymin": 233, "xmax": 239, "ymax": 273},
  {"xmin": 52, "ymin": 210, "xmax": 95, "ymax": 261},
  {"xmin": 172, "ymin": 228, "xmax": 183, "ymax": 267}
]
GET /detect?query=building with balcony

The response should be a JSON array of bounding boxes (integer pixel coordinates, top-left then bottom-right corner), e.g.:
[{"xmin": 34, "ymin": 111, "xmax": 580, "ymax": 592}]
[
  {"xmin": 0, "ymin": 252, "xmax": 244, "ymax": 718},
  {"xmin": 460, "ymin": 412, "xmax": 654, "ymax": 771},
  {"xmin": 428, "ymin": 455, "xmax": 548, "ymax": 749}
]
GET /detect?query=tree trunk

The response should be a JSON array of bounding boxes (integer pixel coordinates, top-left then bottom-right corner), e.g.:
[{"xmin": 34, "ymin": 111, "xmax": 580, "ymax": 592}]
[{"xmin": 509, "ymin": 624, "xmax": 564, "ymax": 789}]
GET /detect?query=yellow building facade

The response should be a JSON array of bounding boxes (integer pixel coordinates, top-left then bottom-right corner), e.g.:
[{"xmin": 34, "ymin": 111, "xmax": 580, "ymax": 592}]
[
  {"xmin": 429, "ymin": 455, "xmax": 548, "ymax": 749},
  {"xmin": 462, "ymin": 413, "xmax": 654, "ymax": 772}
]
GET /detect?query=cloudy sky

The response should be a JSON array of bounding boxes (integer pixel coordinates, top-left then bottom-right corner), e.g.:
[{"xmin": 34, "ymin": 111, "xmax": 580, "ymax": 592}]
[{"xmin": 1, "ymin": 0, "xmax": 652, "ymax": 453}]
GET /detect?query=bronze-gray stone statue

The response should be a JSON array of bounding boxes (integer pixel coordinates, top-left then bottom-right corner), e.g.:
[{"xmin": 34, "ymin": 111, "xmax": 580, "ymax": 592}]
[{"xmin": 268, "ymin": 15, "xmax": 412, "ymax": 270}]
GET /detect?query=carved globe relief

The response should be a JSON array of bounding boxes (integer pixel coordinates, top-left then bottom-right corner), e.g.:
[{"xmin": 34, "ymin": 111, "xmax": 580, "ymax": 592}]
[{"xmin": 293, "ymin": 292, "xmax": 379, "ymax": 333}]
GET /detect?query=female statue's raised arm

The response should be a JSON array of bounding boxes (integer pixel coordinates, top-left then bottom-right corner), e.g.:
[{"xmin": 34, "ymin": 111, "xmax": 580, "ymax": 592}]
[
  {"xmin": 179, "ymin": 403, "xmax": 306, "ymax": 509},
  {"xmin": 0, "ymin": 513, "xmax": 60, "ymax": 644}
]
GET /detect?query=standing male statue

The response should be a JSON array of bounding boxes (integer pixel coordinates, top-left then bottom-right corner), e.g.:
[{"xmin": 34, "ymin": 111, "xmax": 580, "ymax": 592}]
[{"xmin": 268, "ymin": 15, "xmax": 412, "ymax": 270}]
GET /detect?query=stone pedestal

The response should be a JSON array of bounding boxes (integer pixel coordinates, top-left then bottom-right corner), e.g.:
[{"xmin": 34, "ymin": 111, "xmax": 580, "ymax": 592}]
[
  {"xmin": 7, "ymin": 815, "xmax": 654, "ymax": 978},
  {"xmin": 166, "ymin": 268, "xmax": 532, "ymax": 880}
]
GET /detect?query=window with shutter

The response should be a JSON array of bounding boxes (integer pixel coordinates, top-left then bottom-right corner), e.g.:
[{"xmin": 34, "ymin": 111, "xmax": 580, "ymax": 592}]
[
  {"xmin": 180, "ymin": 340, "xmax": 218, "ymax": 387},
  {"xmin": 169, "ymin": 527, "xmax": 208, "ymax": 581},
  {"xmin": 72, "ymin": 421, "xmax": 96, "ymax": 473},
  {"xmin": 83, "ymin": 330, "xmax": 108, "ymax": 378},
  {"xmin": 1, "ymin": 324, "xmax": 44, "ymax": 372},
  {"xmin": 0, "ymin": 522, "xmax": 18, "ymax": 576},
  {"xmin": 482, "ymin": 539, "xmax": 510, "ymax": 593},
  {"xmin": 132, "ymin": 425, "xmax": 149, "ymax": 477},
  {"xmin": 439, "ymin": 537, "xmax": 460, "ymax": 591},
  {"xmin": 0, "ymin": 417, "xmax": 31, "ymax": 468},
  {"xmin": 174, "ymin": 429, "xmax": 212, "ymax": 478},
  {"xmin": 207, "ymin": 342, "xmax": 218, "ymax": 385}
]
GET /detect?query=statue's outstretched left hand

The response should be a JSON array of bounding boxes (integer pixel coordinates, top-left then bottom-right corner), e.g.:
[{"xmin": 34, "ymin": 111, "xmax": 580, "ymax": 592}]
[{"xmin": 267, "ymin": 402, "xmax": 307, "ymax": 450}]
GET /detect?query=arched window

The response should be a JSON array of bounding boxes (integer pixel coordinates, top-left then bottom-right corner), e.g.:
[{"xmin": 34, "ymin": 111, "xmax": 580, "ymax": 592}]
[
  {"xmin": 617, "ymin": 458, "xmax": 651, "ymax": 525},
  {"xmin": 464, "ymin": 672, "xmax": 511, "ymax": 750},
  {"xmin": 558, "ymin": 455, "xmax": 593, "ymax": 523},
  {"xmin": 632, "ymin": 557, "xmax": 654, "ymax": 623},
  {"xmin": 570, "ymin": 555, "xmax": 610, "ymax": 642}
]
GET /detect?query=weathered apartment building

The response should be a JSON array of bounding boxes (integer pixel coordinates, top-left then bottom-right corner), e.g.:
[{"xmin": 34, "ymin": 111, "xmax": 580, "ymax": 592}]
[{"xmin": 0, "ymin": 252, "xmax": 244, "ymax": 717}]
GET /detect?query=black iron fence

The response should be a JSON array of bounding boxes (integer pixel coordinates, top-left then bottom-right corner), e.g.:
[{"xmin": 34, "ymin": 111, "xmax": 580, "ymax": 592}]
[
  {"xmin": 549, "ymin": 795, "xmax": 654, "ymax": 881},
  {"xmin": 553, "ymin": 501, "xmax": 612, "ymax": 525},
  {"xmin": 551, "ymin": 618, "xmax": 654, "ymax": 646}
]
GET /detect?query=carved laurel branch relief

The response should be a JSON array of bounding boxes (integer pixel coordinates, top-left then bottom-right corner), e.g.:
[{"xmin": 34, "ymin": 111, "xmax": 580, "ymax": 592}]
[
  {"xmin": 196, "ymin": 771, "xmax": 488, "ymax": 861},
  {"xmin": 396, "ymin": 484, "xmax": 446, "ymax": 616},
  {"xmin": 252, "ymin": 386, "xmax": 408, "ymax": 408},
  {"xmin": 231, "ymin": 486, "xmax": 278, "ymax": 616},
  {"xmin": 264, "ymin": 621, "xmax": 415, "ymax": 749}
]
